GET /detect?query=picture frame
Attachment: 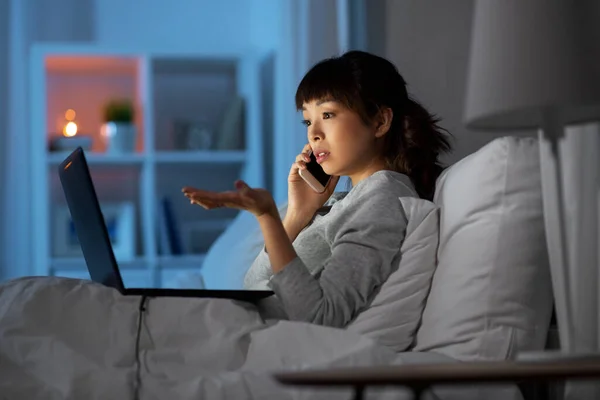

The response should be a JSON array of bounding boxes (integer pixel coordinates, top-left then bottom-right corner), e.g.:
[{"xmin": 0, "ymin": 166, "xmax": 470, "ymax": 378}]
[{"xmin": 53, "ymin": 201, "xmax": 136, "ymax": 261}]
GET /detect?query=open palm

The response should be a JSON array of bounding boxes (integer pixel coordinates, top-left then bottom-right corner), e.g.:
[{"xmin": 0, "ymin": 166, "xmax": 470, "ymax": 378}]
[{"xmin": 182, "ymin": 180, "xmax": 277, "ymax": 218}]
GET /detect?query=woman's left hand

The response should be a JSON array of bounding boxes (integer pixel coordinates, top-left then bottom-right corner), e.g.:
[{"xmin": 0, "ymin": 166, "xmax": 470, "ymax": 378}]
[{"xmin": 182, "ymin": 180, "xmax": 278, "ymax": 218}]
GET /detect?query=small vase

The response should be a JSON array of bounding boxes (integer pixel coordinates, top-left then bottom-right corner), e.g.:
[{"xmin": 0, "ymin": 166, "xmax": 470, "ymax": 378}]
[{"xmin": 101, "ymin": 122, "xmax": 137, "ymax": 153}]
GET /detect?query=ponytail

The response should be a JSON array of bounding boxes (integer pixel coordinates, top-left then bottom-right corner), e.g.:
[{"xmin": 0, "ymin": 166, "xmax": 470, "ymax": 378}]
[{"xmin": 382, "ymin": 97, "xmax": 451, "ymax": 201}]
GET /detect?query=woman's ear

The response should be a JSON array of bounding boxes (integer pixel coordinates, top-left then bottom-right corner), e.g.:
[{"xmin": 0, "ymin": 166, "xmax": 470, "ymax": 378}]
[{"xmin": 374, "ymin": 107, "xmax": 393, "ymax": 138}]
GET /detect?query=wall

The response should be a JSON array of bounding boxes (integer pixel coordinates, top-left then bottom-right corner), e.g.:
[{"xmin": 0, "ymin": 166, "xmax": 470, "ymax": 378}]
[
  {"xmin": 249, "ymin": 0, "xmax": 281, "ymax": 52},
  {"xmin": 94, "ymin": 0, "xmax": 252, "ymax": 51},
  {"xmin": 380, "ymin": 0, "xmax": 530, "ymax": 164},
  {"xmin": 249, "ymin": 0, "xmax": 281, "ymax": 194},
  {"xmin": 382, "ymin": 0, "xmax": 481, "ymax": 164},
  {"xmin": 306, "ymin": 0, "xmax": 340, "ymax": 65},
  {"xmin": 30, "ymin": 0, "xmax": 94, "ymax": 42},
  {"xmin": 365, "ymin": 0, "xmax": 387, "ymax": 57}
]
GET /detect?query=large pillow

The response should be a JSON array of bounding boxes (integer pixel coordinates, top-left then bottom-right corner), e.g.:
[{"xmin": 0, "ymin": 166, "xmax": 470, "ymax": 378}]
[
  {"xmin": 413, "ymin": 136, "xmax": 553, "ymax": 361},
  {"xmin": 347, "ymin": 197, "xmax": 439, "ymax": 352},
  {"xmin": 200, "ymin": 203, "xmax": 288, "ymax": 290}
]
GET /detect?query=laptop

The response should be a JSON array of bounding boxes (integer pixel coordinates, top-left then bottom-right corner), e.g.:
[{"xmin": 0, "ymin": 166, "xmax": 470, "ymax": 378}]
[{"xmin": 57, "ymin": 147, "xmax": 274, "ymax": 303}]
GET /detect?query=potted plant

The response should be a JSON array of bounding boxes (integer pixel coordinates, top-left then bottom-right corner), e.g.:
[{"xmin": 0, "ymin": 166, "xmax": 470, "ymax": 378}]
[{"xmin": 100, "ymin": 99, "xmax": 137, "ymax": 153}]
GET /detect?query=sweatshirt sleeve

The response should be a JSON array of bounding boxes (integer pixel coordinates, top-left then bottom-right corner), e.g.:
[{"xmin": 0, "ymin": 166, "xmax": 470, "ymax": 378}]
[
  {"xmin": 243, "ymin": 247, "xmax": 272, "ymax": 290},
  {"xmin": 243, "ymin": 202, "xmax": 290, "ymax": 290},
  {"xmin": 268, "ymin": 178, "xmax": 412, "ymax": 328}
]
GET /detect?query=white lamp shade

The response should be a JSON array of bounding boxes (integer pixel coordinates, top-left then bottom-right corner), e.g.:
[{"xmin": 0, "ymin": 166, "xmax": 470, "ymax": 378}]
[{"xmin": 464, "ymin": 0, "xmax": 600, "ymax": 130}]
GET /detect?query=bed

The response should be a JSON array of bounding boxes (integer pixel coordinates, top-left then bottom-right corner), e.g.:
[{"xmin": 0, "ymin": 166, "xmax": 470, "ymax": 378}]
[{"xmin": 0, "ymin": 136, "xmax": 553, "ymax": 400}]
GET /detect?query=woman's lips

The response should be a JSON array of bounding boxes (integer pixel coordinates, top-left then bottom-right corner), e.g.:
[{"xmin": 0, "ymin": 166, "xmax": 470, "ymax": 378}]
[{"xmin": 315, "ymin": 152, "xmax": 330, "ymax": 164}]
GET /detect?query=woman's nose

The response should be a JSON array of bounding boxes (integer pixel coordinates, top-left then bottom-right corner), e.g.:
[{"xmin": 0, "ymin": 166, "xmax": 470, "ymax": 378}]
[{"xmin": 308, "ymin": 126, "xmax": 324, "ymax": 142}]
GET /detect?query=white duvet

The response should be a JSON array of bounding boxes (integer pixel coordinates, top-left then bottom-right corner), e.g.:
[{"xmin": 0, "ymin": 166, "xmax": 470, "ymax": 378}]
[{"xmin": 0, "ymin": 277, "xmax": 522, "ymax": 400}]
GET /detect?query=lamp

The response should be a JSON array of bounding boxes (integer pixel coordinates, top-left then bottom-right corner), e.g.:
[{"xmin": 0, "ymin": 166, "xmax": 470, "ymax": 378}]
[
  {"xmin": 464, "ymin": 0, "xmax": 600, "ymax": 373},
  {"xmin": 465, "ymin": 1, "xmax": 600, "ymax": 131}
]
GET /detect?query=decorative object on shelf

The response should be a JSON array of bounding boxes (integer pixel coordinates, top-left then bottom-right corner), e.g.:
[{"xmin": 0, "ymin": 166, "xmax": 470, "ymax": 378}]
[
  {"xmin": 214, "ymin": 95, "xmax": 245, "ymax": 150},
  {"xmin": 100, "ymin": 99, "xmax": 137, "ymax": 153},
  {"xmin": 49, "ymin": 109, "xmax": 92, "ymax": 152},
  {"xmin": 171, "ymin": 119, "xmax": 213, "ymax": 151},
  {"xmin": 53, "ymin": 201, "xmax": 136, "ymax": 261}
]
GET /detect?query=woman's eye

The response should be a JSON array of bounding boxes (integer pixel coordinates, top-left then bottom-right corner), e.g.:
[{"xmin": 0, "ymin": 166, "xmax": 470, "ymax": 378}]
[
  {"xmin": 301, "ymin": 119, "xmax": 311, "ymax": 126},
  {"xmin": 323, "ymin": 112, "xmax": 334, "ymax": 119}
]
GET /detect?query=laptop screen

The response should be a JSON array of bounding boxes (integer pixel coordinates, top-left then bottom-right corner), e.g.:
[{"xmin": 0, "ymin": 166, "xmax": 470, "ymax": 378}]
[{"xmin": 57, "ymin": 147, "xmax": 126, "ymax": 292}]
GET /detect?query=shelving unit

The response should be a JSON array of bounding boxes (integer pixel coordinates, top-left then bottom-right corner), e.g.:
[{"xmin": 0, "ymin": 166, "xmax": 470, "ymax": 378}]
[{"xmin": 29, "ymin": 44, "xmax": 266, "ymax": 288}]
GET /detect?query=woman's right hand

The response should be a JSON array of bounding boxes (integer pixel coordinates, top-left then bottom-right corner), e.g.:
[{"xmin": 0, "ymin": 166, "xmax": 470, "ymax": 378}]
[{"xmin": 287, "ymin": 144, "xmax": 339, "ymax": 226}]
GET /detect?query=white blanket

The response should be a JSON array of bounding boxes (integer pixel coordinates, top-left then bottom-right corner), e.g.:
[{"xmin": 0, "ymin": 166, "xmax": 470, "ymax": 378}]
[{"xmin": 0, "ymin": 277, "xmax": 522, "ymax": 400}]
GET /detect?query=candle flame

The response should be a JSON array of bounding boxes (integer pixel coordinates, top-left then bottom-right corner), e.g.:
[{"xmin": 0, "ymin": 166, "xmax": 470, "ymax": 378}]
[{"xmin": 63, "ymin": 121, "xmax": 78, "ymax": 137}]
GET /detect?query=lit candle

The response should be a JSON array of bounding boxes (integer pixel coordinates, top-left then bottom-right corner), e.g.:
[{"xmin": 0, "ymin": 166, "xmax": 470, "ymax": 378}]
[
  {"xmin": 50, "ymin": 109, "xmax": 92, "ymax": 152},
  {"xmin": 63, "ymin": 109, "xmax": 78, "ymax": 137}
]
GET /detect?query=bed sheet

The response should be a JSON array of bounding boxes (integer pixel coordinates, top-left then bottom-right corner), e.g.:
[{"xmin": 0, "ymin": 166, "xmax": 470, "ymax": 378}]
[{"xmin": 0, "ymin": 277, "xmax": 522, "ymax": 400}]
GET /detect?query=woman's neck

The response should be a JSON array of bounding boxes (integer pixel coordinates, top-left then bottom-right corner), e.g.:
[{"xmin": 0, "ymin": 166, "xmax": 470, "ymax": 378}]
[{"xmin": 348, "ymin": 158, "xmax": 389, "ymax": 187}]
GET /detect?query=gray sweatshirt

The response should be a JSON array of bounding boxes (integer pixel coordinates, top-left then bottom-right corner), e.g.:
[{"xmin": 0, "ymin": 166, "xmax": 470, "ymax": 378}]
[{"xmin": 243, "ymin": 170, "xmax": 417, "ymax": 328}]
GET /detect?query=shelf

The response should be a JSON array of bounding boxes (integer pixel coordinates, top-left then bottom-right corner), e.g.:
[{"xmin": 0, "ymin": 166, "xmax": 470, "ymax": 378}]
[
  {"xmin": 47, "ymin": 152, "xmax": 147, "ymax": 166},
  {"xmin": 155, "ymin": 151, "xmax": 247, "ymax": 164},
  {"xmin": 45, "ymin": 55, "xmax": 140, "ymax": 75}
]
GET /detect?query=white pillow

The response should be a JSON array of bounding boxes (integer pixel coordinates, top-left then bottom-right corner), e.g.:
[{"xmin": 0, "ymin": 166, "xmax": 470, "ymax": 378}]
[
  {"xmin": 200, "ymin": 203, "xmax": 287, "ymax": 290},
  {"xmin": 413, "ymin": 136, "xmax": 554, "ymax": 361},
  {"xmin": 347, "ymin": 197, "xmax": 439, "ymax": 351},
  {"xmin": 200, "ymin": 194, "xmax": 343, "ymax": 290}
]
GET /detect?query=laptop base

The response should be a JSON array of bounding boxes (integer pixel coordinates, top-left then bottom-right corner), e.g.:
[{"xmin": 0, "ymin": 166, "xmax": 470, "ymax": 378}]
[{"xmin": 124, "ymin": 288, "xmax": 273, "ymax": 303}]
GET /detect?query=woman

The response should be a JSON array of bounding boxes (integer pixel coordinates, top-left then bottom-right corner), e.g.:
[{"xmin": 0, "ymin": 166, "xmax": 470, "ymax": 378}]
[{"xmin": 183, "ymin": 50, "xmax": 451, "ymax": 328}]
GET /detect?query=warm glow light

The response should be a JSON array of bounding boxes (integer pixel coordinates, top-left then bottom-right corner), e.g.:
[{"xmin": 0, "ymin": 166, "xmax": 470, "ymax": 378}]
[
  {"xmin": 65, "ymin": 109, "xmax": 76, "ymax": 121},
  {"xmin": 63, "ymin": 121, "xmax": 78, "ymax": 137}
]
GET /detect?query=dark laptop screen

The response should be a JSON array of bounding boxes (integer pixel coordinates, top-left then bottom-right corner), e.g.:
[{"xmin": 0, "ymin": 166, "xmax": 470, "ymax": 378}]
[{"xmin": 57, "ymin": 148, "xmax": 125, "ymax": 292}]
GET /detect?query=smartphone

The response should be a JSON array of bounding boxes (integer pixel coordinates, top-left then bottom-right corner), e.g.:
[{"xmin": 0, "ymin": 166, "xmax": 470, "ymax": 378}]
[{"xmin": 298, "ymin": 151, "xmax": 332, "ymax": 193}]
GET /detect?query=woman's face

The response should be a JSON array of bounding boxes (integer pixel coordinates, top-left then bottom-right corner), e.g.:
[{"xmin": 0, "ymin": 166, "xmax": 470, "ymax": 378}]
[{"xmin": 301, "ymin": 98, "xmax": 388, "ymax": 186}]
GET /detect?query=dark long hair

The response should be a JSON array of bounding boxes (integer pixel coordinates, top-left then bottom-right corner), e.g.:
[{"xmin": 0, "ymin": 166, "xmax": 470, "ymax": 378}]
[{"xmin": 295, "ymin": 50, "xmax": 452, "ymax": 201}]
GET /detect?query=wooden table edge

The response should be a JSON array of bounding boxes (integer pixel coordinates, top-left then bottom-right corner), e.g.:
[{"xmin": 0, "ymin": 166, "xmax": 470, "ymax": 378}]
[{"xmin": 273, "ymin": 359, "xmax": 600, "ymax": 387}]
